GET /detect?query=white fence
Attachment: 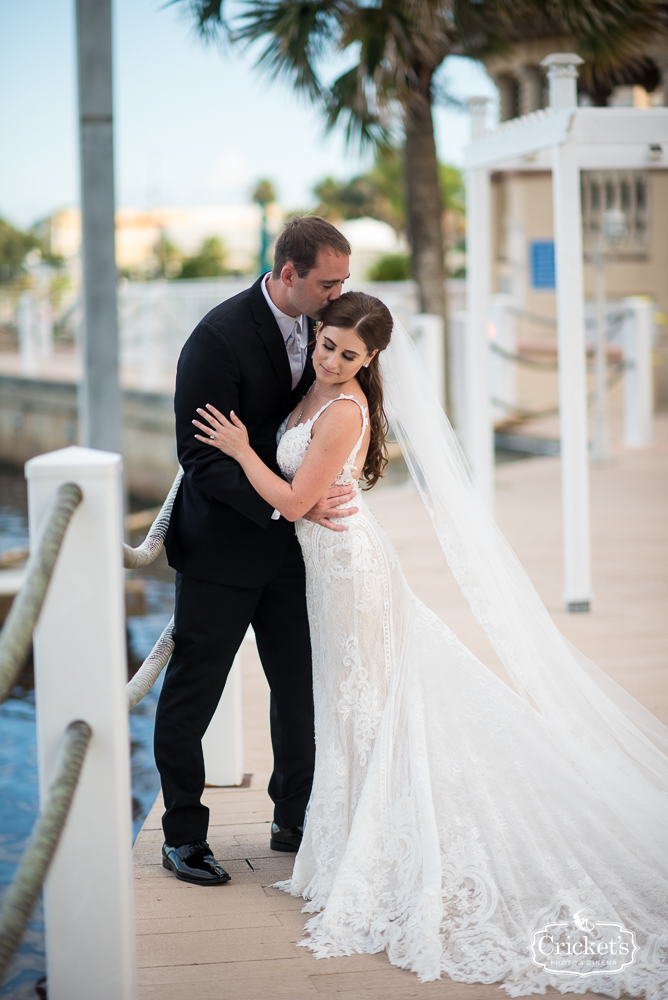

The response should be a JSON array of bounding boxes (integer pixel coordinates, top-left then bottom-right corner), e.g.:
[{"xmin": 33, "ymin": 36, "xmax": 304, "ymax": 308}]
[{"xmin": 14, "ymin": 279, "xmax": 653, "ymax": 456}]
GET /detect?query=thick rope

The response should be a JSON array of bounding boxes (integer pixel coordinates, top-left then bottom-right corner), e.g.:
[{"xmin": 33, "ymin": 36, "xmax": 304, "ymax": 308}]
[
  {"xmin": 123, "ymin": 468, "xmax": 183, "ymax": 569},
  {"xmin": 0, "ymin": 720, "xmax": 92, "ymax": 984},
  {"xmin": 0, "ymin": 483, "xmax": 82, "ymax": 706},
  {"xmin": 126, "ymin": 616, "xmax": 175, "ymax": 711}
]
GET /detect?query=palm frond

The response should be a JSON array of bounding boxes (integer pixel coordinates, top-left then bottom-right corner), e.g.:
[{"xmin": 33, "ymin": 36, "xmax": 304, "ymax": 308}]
[
  {"xmin": 169, "ymin": 0, "xmax": 230, "ymax": 42},
  {"xmin": 326, "ymin": 66, "xmax": 397, "ymax": 150},
  {"xmin": 236, "ymin": 0, "xmax": 348, "ymax": 98}
]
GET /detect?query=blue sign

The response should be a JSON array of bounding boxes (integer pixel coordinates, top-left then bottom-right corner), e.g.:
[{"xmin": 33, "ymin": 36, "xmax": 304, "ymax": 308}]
[{"xmin": 530, "ymin": 240, "xmax": 555, "ymax": 289}]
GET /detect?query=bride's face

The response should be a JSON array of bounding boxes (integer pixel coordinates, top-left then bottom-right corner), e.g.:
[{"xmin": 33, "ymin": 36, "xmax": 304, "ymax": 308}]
[{"xmin": 313, "ymin": 325, "xmax": 377, "ymax": 385}]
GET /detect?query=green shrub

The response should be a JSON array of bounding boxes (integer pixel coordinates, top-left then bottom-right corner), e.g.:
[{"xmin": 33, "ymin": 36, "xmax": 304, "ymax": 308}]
[{"xmin": 367, "ymin": 253, "xmax": 411, "ymax": 282}]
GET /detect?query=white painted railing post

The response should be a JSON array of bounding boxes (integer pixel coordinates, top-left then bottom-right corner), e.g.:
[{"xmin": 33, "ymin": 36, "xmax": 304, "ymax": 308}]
[
  {"xmin": 141, "ymin": 281, "xmax": 163, "ymax": 391},
  {"xmin": 202, "ymin": 654, "xmax": 244, "ymax": 787},
  {"xmin": 489, "ymin": 294, "xmax": 517, "ymax": 421},
  {"xmin": 448, "ymin": 309, "xmax": 468, "ymax": 439},
  {"xmin": 465, "ymin": 154, "xmax": 495, "ymax": 511},
  {"xmin": 544, "ymin": 54, "xmax": 593, "ymax": 613},
  {"xmin": 18, "ymin": 291, "xmax": 38, "ymax": 377},
  {"xmin": 409, "ymin": 313, "xmax": 445, "ymax": 409},
  {"xmin": 622, "ymin": 296, "xmax": 654, "ymax": 448},
  {"xmin": 25, "ymin": 446, "xmax": 136, "ymax": 1000}
]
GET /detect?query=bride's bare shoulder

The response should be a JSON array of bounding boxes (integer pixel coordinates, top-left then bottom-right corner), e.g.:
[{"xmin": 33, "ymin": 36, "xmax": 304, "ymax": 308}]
[
  {"xmin": 311, "ymin": 383, "xmax": 367, "ymax": 440},
  {"xmin": 338, "ymin": 377, "xmax": 368, "ymax": 412}
]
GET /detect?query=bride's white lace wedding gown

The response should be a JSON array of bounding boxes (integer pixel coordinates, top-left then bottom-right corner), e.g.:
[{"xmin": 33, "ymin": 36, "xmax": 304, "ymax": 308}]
[{"xmin": 275, "ymin": 394, "xmax": 668, "ymax": 999}]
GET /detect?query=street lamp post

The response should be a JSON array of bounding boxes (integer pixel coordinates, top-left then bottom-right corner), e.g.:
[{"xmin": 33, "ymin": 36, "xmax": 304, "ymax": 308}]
[
  {"xmin": 591, "ymin": 207, "xmax": 628, "ymax": 464},
  {"xmin": 252, "ymin": 180, "xmax": 275, "ymax": 276}
]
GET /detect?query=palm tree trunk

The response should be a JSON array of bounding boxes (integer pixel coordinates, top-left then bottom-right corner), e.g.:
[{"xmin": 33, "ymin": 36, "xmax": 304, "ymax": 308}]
[{"xmin": 404, "ymin": 90, "xmax": 450, "ymax": 411}]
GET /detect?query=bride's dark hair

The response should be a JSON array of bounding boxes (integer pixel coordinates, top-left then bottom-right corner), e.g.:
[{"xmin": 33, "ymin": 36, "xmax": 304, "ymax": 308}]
[{"xmin": 319, "ymin": 291, "xmax": 393, "ymax": 489}]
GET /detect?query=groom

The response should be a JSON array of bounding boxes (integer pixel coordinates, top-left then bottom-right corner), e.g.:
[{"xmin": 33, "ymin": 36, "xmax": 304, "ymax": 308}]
[{"xmin": 157, "ymin": 216, "xmax": 354, "ymax": 885}]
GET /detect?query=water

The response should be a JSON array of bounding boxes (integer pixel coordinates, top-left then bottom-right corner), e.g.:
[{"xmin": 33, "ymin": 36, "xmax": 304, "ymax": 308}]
[{"xmin": 0, "ymin": 467, "xmax": 174, "ymax": 997}]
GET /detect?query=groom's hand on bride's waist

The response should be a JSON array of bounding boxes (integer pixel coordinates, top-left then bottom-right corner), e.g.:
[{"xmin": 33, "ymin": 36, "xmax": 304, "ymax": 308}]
[{"xmin": 303, "ymin": 485, "xmax": 358, "ymax": 532}]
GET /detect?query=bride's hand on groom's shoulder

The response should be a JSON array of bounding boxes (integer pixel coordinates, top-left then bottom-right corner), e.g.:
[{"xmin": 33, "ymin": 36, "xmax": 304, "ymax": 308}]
[
  {"xmin": 193, "ymin": 404, "xmax": 249, "ymax": 460},
  {"xmin": 303, "ymin": 485, "xmax": 358, "ymax": 532}
]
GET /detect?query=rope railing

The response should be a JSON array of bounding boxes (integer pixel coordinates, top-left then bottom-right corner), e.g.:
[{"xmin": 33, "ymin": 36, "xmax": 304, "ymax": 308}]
[
  {"xmin": 509, "ymin": 306, "xmax": 632, "ymax": 332},
  {"xmin": 123, "ymin": 468, "xmax": 183, "ymax": 569},
  {"xmin": 490, "ymin": 341, "xmax": 630, "ymax": 373},
  {"xmin": 0, "ymin": 469, "xmax": 180, "ymax": 988},
  {"xmin": 494, "ymin": 359, "xmax": 628, "ymax": 425},
  {"xmin": 127, "ymin": 616, "xmax": 175, "ymax": 711},
  {"xmin": 0, "ymin": 483, "xmax": 82, "ymax": 706},
  {"xmin": 122, "ymin": 471, "xmax": 182, "ymax": 709},
  {"xmin": 0, "ymin": 720, "xmax": 92, "ymax": 983}
]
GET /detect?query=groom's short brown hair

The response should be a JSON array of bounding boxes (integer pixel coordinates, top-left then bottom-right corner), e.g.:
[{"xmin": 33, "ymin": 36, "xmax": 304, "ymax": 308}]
[{"xmin": 272, "ymin": 215, "xmax": 351, "ymax": 279}]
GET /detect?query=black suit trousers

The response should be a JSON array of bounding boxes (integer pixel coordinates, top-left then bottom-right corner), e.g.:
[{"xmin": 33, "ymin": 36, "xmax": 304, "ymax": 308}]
[{"xmin": 154, "ymin": 535, "xmax": 315, "ymax": 846}]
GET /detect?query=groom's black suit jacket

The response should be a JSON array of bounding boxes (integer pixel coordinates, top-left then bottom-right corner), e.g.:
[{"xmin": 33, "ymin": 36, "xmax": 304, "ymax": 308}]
[{"xmin": 165, "ymin": 274, "xmax": 315, "ymax": 588}]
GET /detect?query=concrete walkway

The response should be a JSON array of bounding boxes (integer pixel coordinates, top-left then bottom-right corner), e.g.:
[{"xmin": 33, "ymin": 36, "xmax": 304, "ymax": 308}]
[{"xmin": 133, "ymin": 413, "xmax": 668, "ymax": 999}]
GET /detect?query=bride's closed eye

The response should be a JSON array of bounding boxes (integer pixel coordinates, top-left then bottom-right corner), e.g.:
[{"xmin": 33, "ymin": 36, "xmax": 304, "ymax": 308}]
[{"xmin": 323, "ymin": 338, "xmax": 358, "ymax": 362}]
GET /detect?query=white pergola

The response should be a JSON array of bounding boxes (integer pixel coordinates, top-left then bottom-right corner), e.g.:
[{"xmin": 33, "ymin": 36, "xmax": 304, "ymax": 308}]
[{"xmin": 464, "ymin": 54, "xmax": 668, "ymax": 612}]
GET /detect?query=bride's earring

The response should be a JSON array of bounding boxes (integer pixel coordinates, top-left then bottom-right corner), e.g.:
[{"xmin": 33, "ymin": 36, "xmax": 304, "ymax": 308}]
[{"xmin": 363, "ymin": 362, "xmax": 370, "ymax": 368}]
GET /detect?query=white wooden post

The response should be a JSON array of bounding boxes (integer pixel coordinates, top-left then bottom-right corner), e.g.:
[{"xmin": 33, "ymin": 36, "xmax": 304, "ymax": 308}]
[
  {"xmin": 543, "ymin": 54, "xmax": 593, "ymax": 612},
  {"xmin": 140, "ymin": 281, "xmax": 162, "ymax": 391},
  {"xmin": 489, "ymin": 293, "xmax": 517, "ymax": 421},
  {"xmin": 591, "ymin": 248, "xmax": 611, "ymax": 463},
  {"xmin": 622, "ymin": 296, "xmax": 654, "ymax": 447},
  {"xmin": 409, "ymin": 313, "xmax": 445, "ymax": 409},
  {"xmin": 448, "ymin": 309, "xmax": 468, "ymax": 439},
  {"xmin": 26, "ymin": 446, "xmax": 136, "ymax": 1000},
  {"xmin": 466, "ymin": 165, "xmax": 495, "ymax": 513},
  {"xmin": 202, "ymin": 655, "xmax": 244, "ymax": 787},
  {"xmin": 37, "ymin": 298, "xmax": 54, "ymax": 362},
  {"xmin": 18, "ymin": 291, "xmax": 38, "ymax": 377}
]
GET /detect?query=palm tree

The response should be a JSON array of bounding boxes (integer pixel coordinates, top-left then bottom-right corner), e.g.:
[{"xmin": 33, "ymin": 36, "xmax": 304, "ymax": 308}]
[{"xmin": 180, "ymin": 0, "xmax": 662, "ymax": 408}]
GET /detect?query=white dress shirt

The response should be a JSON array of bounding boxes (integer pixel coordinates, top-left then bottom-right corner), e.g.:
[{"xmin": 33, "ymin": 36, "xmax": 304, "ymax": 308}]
[
  {"xmin": 261, "ymin": 274, "xmax": 309, "ymax": 519},
  {"xmin": 261, "ymin": 273, "xmax": 309, "ymax": 389}
]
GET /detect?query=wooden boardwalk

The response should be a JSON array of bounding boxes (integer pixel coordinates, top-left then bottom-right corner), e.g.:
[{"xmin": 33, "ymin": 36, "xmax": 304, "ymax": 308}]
[{"xmin": 133, "ymin": 412, "xmax": 668, "ymax": 999}]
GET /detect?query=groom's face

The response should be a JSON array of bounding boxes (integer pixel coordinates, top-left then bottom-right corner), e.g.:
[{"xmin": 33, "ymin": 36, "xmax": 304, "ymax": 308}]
[{"xmin": 284, "ymin": 249, "xmax": 350, "ymax": 319}]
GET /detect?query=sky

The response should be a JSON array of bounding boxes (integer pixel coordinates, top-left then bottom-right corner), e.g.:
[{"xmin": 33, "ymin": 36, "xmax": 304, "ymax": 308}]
[{"xmin": 0, "ymin": 0, "xmax": 498, "ymax": 229}]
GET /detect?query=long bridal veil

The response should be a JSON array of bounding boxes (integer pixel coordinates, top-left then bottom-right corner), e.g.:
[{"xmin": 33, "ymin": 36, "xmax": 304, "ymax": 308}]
[{"xmin": 380, "ymin": 316, "xmax": 668, "ymax": 857}]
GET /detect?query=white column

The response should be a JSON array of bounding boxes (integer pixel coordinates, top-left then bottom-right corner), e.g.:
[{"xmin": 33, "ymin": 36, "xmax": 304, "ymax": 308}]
[
  {"xmin": 140, "ymin": 281, "xmax": 162, "ymax": 391},
  {"xmin": 622, "ymin": 296, "xmax": 654, "ymax": 447},
  {"xmin": 409, "ymin": 313, "xmax": 445, "ymax": 409},
  {"xmin": 37, "ymin": 298, "xmax": 54, "ymax": 362},
  {"xmin": 544, "ymin": 53, "xmax": 592, "ymax": 610},
  {"xmin": 26, "ymin": 447, "xmax": 136, "ymax": 1000},
  {"xmin": 550, "ymin": 144, "xmax": 592, "ymax": 610},
  {"xmin": 202, "ymin": 655, "xmax": 244, "ymax": 787},
  {"xmin": 489, "ymin": 294, "xmax": 517, "ymax": 422},
  {"xmin": 591, "ymin": 247, "xmax": 611, "ymax": 462},
  {"xmin": 465, "ymin": 164, "xmax": 495, "ymax": 512},
  {"xmin": 18, "ymin": 291, "xmax": 38, "ymax": 377},
  {"xmin": 447, "ymin": 309, "xmax": 468, "ymax": 438}
]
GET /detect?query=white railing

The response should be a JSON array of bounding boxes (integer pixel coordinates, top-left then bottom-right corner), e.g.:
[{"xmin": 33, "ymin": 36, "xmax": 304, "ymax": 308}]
[
  {"xmin": 454, "ymin": 294, "xmax": 654, "ymax": 456},
  {"xmin": 13, "ymin": 446, "xmax": 245, "ymax": 999}
]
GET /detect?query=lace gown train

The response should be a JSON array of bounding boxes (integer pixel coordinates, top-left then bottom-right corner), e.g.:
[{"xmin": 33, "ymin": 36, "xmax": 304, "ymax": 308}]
[{"xmin": 275, "ymin": 394, "xmax": 668, "ymax": 999}]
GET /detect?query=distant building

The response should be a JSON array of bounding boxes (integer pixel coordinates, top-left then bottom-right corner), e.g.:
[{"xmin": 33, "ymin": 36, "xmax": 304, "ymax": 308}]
[
  {"xmin": 46, "ymin": 204, "xmax": 285, "ymax": 277},
  {"xmin": 44, "ymin": 205, "xmax": 402, "ymax": 282},
  {"xmin": 480, "ymin": 38, "xmax": 668, "ymax": 405}
]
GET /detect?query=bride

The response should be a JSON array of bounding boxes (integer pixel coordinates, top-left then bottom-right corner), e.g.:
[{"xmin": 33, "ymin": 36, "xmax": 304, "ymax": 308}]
[{"xmin": 192, "ymin": 291, "xmax": 668, "ymax": 998}]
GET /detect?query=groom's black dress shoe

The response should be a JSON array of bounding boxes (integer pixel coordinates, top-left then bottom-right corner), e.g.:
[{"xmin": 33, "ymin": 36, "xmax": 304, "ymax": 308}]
[
  {"xmin": 270, "ymin": 822, "xmax": 303, "ymax": 852},
  {"xmin": 162, "ymin": 840, "xmax": 231, "ymax": 885}
]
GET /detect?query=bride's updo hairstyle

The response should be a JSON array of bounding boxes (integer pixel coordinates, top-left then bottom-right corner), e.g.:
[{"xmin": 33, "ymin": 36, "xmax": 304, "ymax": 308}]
[{"xmin": 319, "ymin": 291, "xmax": 393, "ymax": 489}]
